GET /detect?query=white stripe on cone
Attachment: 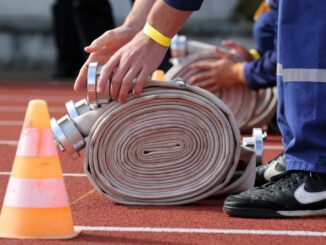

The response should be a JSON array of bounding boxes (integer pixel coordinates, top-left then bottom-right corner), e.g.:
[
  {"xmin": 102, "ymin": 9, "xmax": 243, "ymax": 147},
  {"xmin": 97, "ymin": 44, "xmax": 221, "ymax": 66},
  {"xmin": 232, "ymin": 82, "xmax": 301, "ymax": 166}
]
[
  {"xmin": 16, "ymin": 128, "xmax": 58, "ymax": 156},
  {"xmin": 4, "ymin": 177, "xmax": 69, "ymax": 208}
]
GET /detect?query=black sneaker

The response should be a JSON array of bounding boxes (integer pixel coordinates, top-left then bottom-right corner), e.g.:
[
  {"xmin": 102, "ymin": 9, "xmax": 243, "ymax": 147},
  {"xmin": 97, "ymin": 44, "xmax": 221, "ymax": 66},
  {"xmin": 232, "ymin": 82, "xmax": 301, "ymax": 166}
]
[
  {"xmin": 255, "ymin": 153, "xmax": 286, "ymax": 186},
  {"xmin": 224, "ymin": 171, "xmax": 326, "ymax": 218}
]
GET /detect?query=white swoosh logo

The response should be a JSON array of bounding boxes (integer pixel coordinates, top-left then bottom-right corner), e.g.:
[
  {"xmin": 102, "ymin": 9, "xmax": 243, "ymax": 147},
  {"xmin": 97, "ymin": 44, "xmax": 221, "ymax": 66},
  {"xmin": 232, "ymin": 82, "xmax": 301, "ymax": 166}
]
[{"xmin": 294, "ymin": 183, "xmax": 326, "ymax": 204}]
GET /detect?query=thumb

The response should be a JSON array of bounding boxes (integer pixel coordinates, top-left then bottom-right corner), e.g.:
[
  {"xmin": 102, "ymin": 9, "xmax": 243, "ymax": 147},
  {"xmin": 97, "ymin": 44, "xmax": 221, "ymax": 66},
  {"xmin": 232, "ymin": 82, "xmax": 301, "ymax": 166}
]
[
  {"xmin": 214, "ymin": 47, "xmax": 230, "ymax": 59},
  {"xmin": 85, "ymin": 31, "xmax": 112, "ymax": 52},
  {"xmin": 221, "ymin": 40, "xmax": 241, "ymax": 50}
]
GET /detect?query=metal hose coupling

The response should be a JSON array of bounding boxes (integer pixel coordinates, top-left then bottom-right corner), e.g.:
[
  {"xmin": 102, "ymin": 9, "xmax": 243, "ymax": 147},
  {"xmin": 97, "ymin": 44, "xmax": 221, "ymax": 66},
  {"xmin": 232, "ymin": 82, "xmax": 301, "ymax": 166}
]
[
  {"xmin": 242, "ymin": 128, "xmax": 267, "ymax": 166},
  {"xmin": 50, "ymin": 62, "xmax": 108, "ymax": 159},
  {"xmin": 50, "ymin": 62, "xmax": 257, "ymax": 205},
  {"xmin": 50, "ymin": 62, "xmax": 188, "ymax": 159},
  {"xmin": 171, "ymin": 35, "xmax": 216, "ymax": 64}
]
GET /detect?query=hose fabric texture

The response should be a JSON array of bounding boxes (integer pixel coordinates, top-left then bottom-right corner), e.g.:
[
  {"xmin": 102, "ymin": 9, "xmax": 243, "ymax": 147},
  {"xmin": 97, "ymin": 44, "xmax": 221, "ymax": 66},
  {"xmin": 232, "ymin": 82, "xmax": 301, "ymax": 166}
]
[
  {"xmin": 74, "ymin": 81, "xmax": 256, "ymax": 205},
  {"xmin": 166, "ymin": 51, "xmax": 277, "ymax": 131}
]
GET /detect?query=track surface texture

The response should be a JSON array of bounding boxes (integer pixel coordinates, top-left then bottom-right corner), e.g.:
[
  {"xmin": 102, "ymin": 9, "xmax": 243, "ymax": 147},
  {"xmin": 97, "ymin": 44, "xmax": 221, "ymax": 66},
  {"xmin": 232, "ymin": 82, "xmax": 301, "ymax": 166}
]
[{"xmin": 0, "ymin": 81, "xmax": 325, "ymax": 245}]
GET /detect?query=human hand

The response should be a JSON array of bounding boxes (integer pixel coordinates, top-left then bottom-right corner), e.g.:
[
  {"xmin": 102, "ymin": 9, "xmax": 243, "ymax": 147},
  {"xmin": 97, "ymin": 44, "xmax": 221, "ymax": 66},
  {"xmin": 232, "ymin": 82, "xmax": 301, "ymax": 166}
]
[
  {"xmin": 97, "ymin": 31, "xmax": 168, "ymax": 103},
  {"xmin": 74, "ymin": 25, "xmax": 137, "ymax": 92},
  {"xmin": 221, "ymin": 40, "xmax": 253, "ymax": 62},
  {"xmin": 188, "ymin": 48, "xmax": 245, "ymax": 92}
]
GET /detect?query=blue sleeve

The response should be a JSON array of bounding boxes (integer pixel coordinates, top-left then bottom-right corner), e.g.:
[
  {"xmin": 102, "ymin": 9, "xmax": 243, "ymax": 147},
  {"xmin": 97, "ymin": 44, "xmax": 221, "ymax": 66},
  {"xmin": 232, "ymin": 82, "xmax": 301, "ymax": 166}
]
[
  {"xmin": 244, "ymin": 50, "xmax": 277, "ymax": 90},
  {"xmin": 163, "ymin": 0, "xmax": 204, "ymax": 11},
  {"xmin": 253, "ymin": 9, "xmax": 277, "ymax": 54}
]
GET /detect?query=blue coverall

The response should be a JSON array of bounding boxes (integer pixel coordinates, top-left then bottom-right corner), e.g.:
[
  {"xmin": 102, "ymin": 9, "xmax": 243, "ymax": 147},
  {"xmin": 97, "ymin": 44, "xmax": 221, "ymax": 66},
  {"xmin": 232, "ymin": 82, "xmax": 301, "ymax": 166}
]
[
  {"xmin": 277, "ymin": 0, "xmax": 326, "ymax": 173},
  {"xmin": 244, "ymin": 2, "xmax": 278, "ymax": 90},
  {"xmin": 164, "ymin": 0, "xmax": 326, "ymax": 174}
]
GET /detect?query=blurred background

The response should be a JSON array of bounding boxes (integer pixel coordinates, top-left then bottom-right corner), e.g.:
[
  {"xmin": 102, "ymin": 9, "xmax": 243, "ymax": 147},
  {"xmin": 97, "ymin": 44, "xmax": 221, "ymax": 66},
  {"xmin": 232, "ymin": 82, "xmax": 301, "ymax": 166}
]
[{"xmin": 0, "ymin": 0, "xmax": 260, "ymax": 80}]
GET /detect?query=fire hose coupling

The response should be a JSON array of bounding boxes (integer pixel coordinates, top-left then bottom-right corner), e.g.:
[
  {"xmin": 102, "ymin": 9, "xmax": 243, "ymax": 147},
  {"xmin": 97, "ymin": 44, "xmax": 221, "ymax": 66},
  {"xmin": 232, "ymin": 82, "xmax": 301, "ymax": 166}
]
[
  {"xmin": 242, "ymin": 128, "xmax": 267, "ymax": 166},
  {"xmin": 50, "ymin": 62, "xmax": 189, "ymax": 159},
  {"xmin": 87, "ymin": 62, "xmax": 111, "ymax": 109},
  {"xmin": 170, "ymin": 35, "xmax": 216, "ymax": 64},
  {"xmin": 65, "ymin": 99, "xmax": 91, "ymax": 119},
  {"xmin": 50, "ymin": 98, "xmax": 92, "ymax": 158},
  {"xmin": 50, "ymin": 115, "xmax": 85, "ymax": 159},
  {"xmin": 170, "ymin": 77, "xmax": 187, "ymax": 87},
  {"xmin": 171, "ymin": 35, "xmax": 187, "ymax": 59}
]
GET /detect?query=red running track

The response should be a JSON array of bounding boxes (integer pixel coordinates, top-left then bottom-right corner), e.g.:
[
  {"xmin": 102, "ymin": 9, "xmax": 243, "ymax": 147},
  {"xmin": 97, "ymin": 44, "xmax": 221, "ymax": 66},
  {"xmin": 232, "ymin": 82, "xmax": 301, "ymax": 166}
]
[{"xmin": 0, "ymin": 81, "xmax": 325, "ymax": 245}]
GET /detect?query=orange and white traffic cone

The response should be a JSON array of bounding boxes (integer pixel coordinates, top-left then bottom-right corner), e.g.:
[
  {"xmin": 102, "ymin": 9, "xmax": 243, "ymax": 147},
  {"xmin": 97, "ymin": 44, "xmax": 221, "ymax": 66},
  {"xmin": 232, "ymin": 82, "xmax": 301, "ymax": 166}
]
[
  {"xmin": 0, "ymin": 100, "xmax": 78, "ymax": 239},
  {"xmin": 151, "ymin": 70, "xmax": 165, "ymax": 81}
]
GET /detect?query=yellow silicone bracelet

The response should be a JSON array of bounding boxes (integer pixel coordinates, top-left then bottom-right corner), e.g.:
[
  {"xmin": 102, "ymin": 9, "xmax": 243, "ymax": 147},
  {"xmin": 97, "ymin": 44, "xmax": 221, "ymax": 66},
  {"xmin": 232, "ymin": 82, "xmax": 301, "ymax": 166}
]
[
  {"xmin": 143, "ymin": 22, "xmax": 171, "ymax": 47},
  {"xmin": 249, "ymin": 49, "xmax": 261, "ymax": 60}
]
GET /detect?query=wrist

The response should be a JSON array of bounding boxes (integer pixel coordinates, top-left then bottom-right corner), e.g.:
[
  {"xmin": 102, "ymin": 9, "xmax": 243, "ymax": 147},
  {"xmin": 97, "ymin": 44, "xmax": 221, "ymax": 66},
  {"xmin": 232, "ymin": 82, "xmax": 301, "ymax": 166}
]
[
  {"xmin": 143, "ymin": 22, "xmax": 172, "ymax": 47},
  {"xmin": 137, "ymin": 31, "xmax": 169, "ymax": 51},
  {"xmin": 249, "ymin": 49, "xmax": 261, "ymax": 60},
  {"xmin": 122, "ymin": 22, "xmax": 140, "ymax": 38},
  {"xmin": 232, "ymin": 63, "xmax": 246, "ymax": 84}
]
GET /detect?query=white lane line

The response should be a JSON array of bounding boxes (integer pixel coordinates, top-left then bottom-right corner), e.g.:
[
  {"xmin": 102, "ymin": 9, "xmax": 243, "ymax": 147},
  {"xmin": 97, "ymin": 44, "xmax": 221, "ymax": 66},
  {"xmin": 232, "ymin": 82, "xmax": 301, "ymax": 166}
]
[
  {"xmin": 75, "ymin": 226, "xmax": 326, "ymax": 237},
  {"xmin": 0, "ymin": 120, "xmax": 23, "ymax": 126},
  {"xmin": 0, "ymin": 171, "xmax": 86, "ymax": 177},
  {"xmin": 0, "ymin": 140, "xmax": 18, "ymax": 145},
  {"xmin": 0, "ymin": 106, "xmax": 66, "ymax": 113}
]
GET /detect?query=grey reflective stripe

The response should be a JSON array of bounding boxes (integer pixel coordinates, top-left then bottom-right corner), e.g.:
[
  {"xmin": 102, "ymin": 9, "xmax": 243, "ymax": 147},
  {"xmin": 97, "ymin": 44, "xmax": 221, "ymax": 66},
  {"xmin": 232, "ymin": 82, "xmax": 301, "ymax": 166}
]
[
  {"xmin": 277, "ymin": 63, "xmax": 283, "ymax": 76},
  {"xmin": 277, "ymin": 63, "xmax": 326, "ymax": 83}
]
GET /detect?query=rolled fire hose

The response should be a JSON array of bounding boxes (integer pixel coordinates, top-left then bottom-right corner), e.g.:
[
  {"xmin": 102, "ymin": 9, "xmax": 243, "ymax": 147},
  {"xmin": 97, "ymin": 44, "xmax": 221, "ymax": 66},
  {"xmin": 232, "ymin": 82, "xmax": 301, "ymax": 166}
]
[
  {"xmin": 171, "ymin": 35, "xmax": 215, "ymax": 63},
  {"xmin": 244, "ymin": 87, "xmax": 278, "ymax": 130},
  {"xmin": 165, "ymin": 52, "xmax": 257, "ymax": 131},
  {"xmin": 51, "ymin": 62, "xmax": 256, "ymax": 205},
  {"xmin": 165, "ymin": 50, "xmax": 277, "ymax": 131}
]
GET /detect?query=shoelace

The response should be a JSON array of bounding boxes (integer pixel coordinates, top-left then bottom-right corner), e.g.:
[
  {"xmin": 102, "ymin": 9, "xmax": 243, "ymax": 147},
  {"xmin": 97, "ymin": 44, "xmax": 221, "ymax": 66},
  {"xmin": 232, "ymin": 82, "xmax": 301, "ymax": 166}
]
[{"xmin": 262, "ymin": 171, "xmax": 306, "ymax": 191}]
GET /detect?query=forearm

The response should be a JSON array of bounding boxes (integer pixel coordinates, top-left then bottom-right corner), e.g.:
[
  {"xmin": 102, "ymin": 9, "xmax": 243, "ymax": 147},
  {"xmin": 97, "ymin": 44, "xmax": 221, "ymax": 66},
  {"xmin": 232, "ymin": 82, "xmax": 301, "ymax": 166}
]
[
  {"xmin": 124, "ymin": 0, "xmax": 156, "ymax": 31},
  {"xmin": 244, "ymin": 50, "xmax": 277, "ymax": 90},
  {"xmin": 147, "ymin": 0, "xmax": 193, "ymax": 38}
]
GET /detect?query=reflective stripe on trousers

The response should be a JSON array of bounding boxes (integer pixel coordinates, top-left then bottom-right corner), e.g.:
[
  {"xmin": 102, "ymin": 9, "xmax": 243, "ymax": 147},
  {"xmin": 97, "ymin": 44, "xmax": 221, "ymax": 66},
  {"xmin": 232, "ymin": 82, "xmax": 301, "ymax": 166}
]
[{"xmin": 277, "ymin": 0, "xmax": 326, "ymax": 173}]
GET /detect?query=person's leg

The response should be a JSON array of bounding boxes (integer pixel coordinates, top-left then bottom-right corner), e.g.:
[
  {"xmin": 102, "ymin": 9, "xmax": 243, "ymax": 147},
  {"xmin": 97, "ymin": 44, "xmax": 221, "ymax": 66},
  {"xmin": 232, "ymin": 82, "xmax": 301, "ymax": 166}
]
[
  {"xmin": 52, "ymin": 0, "xmax": 84, "ymax": 78},
  {"xmin": 278, "ymin": 1, "xmax": 326, "ymax": 173},
  {"xmin": 72, "ymin": 0, "xmax": 115, "ymax": 50},
  {"xmin": 223, "ymin": 0, "xmax": 326, "ymax": 218}
]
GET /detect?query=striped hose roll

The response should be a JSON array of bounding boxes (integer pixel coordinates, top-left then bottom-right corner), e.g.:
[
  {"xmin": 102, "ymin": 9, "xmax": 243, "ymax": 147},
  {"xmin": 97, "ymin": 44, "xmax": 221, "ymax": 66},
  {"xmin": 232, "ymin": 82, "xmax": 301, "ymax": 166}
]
[
  {"xmin": 71, "ymin": 81, "xmax": 256, "ymax": 205},
  {"xmin": 165, "ymin": 52, "xmax": 257, "ymax": 131},
  {"xmin": 244, "ymin": 87, "xmax": 278, "ymax": 130}
]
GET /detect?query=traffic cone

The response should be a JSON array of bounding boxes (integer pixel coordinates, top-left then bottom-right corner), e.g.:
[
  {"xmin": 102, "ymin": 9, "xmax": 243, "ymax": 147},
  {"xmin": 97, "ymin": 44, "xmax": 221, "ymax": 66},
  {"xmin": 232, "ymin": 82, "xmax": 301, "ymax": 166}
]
[
  {"xmin": 0, "ymin": 100, "xmax": 78, "ymax": 239},
  {"xmin": 151, "ymin": 70, "xmax": 165, "ymax": 81}
]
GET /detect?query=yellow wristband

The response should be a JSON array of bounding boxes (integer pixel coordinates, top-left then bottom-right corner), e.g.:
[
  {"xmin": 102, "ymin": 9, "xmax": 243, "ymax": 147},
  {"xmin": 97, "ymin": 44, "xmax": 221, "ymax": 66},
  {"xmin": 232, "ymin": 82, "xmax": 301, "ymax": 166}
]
[
  {"xmin": 143, "ymin": 22, "xmax": 171, "ymax": 47},
  {"xmin": 249, "ymin": 49, "xmax": 261, "ymax": 60}
]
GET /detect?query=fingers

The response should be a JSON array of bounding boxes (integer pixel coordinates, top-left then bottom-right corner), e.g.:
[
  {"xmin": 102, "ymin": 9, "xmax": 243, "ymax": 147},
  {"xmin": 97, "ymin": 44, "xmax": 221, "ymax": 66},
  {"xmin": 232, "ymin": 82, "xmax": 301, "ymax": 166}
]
[
  {"xmin": 98, "ymin": 53, "xmax": 121, "ymax": 96},
  {"xmin": 194, "ymin": 79, "xmax": 216, "ymax": 89},
  {"xmin": 74, "ymin": 64, "xmax": 87, "ymax": 92},
  {"xmin": 207, "ymin": 83, "xmax": 222, "ymax": 93},
  {"xmin": 117, "ymin": 66, "xmax": 142, "ymax": 103},
  {"xmin": 133, "ymin": 69, "xmax": 149, "ymax": 97},
  {"xmin": 188, "ymin": 71, "xmax": 212, "ymax": 85},
  {"xmin": 190, "ymin": 61, "xmax": 213, "ymax": 71},
  {"xmin": 74, "ymin": 53, "xmax": 97, "ymax": 93},
  {"xmin": 221, "ymin": 40, "xmax": 241, "ymax": 49},
  {"xmin": 85, "ymin": 31, "xmax": 111, "ymax": 53},
  {"xmin": 214, "ymin": 47, "xmax": 230, "ymax": 59}
]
